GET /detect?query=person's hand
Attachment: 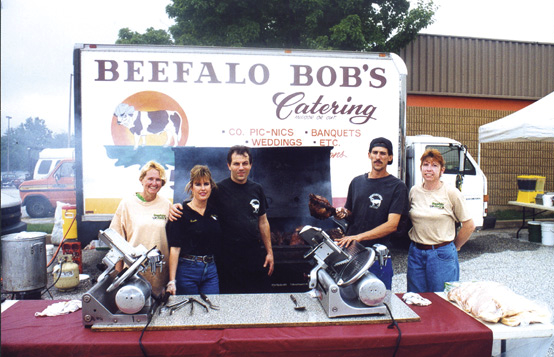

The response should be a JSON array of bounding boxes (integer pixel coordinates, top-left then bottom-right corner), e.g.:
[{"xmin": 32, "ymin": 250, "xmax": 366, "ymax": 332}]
[
  {"xmin": 335, "ymin": 207, "xmax": 348, "ymax": 220},
  {"xmin": 168, "ymin": 203, "xmax": 183, "ymax": 221},
  {"xmin": 335, "ymin": 235, "xmax": 359, "ymax": 248},
  {"xmin": 166, "ymin": 280, "xmax": 176, "ymax": 295},
  {"xmin": 264, "ymin": 253, "xmax": 274, "ymax": 276},
  {"xmin": 115, "ymin": 260, "xmax": 123, "ymax": 273}
]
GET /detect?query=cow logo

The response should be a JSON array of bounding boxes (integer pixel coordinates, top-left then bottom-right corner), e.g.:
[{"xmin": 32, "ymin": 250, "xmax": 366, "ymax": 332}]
[
  {"xmin": 111, "ymin": 91, "xmax": 189, "ymax": 148},
  {"xmin": 114, "ymin": 103, "xmax": 182, "ymax": 150},
  {"xmin": 250, "ymin": 199, "xmax": 260, "ymax": 214},
  {"xmin": 368, "ymin": 193, "xmax": 382, "ymax": 209}
]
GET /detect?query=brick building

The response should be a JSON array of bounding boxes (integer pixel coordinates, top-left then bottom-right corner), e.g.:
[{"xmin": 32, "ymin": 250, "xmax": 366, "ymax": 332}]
[{"xmin": 398, "ymin": 34, "xmax": 554, "ymax": 211}]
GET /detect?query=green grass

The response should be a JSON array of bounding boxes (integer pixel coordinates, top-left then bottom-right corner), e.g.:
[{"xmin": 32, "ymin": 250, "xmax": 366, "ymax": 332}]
[{"xmin": 25, "ymin": 223, "xmax": 54, "ymax": 234}]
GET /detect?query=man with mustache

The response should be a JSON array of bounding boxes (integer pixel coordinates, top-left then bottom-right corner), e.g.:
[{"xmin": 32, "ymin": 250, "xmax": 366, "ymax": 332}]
[{"xmin": 334, "ymin": 137, "xmax": 409, "ymax": 290}]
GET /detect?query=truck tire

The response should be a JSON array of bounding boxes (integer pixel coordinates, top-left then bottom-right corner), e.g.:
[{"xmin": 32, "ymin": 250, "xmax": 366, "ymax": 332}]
[{"xmin": 26, "ymin": 197, "xmax": 53, "ymax": 218}]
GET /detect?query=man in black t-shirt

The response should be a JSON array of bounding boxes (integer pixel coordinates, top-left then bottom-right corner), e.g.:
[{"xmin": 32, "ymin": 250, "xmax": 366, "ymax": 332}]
[
  {"xmin": 335, "ymin": 137, "xmax": 409, "ymax": 290},
  {"xmin": 211, "ymin": 146, "xmax": 274, "ymax": 293},
  {"xmin": 170, "ymin": 146, "xmax": 274, "ymax": 294}
]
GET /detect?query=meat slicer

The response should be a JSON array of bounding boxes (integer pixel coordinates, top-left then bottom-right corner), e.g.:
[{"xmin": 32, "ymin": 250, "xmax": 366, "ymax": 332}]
[
  {"xmin": 82, "ymin": 228, "xmax": 164, "ymax": 327},
  {"xmin": 300, "ymin": 225, "xmax": 390, "ymax": 318}
]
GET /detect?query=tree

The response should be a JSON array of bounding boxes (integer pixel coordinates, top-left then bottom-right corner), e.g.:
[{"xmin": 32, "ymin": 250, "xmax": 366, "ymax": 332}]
[
  {"xmin": 163, "ymin": 0, "xmax": 436, "ymax": 52},
  {"xmin": 53, "ymin": 132, "xmax": 75, "ymax": 148},
  {"xmin": 1, "ymin": 117, "xmax": 73, "ymax": 173},
  {"xmin": 116, "ymin": 27, "xmax": 174, "ymax": 45}
]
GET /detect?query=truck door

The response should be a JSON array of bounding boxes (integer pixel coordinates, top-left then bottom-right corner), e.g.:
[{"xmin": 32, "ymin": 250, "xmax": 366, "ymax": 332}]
[
  {"xmin": 426, "ymin": 144, "xmax": 486, "ymax": 228},
  {"xmin": 48, "ymin": 161, "xmax": 76, "ymax": 206}
]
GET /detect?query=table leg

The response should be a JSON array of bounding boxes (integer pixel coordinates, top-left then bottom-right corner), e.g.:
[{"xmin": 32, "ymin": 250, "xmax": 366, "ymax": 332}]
[{"xmin": 516, "ymin": 207, "xmax": 526, "ymax": 239}]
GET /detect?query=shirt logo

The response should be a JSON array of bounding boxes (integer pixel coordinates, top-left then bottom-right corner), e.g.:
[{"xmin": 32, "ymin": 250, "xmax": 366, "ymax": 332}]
[
  {"xmin": 430, "ymin": 202, "xmax": 445, "ymax": 209},
  {"xmin": 250, "ymin": 199, "xmax": 260, "ymax": 214},
  {"xmin": 211, "ymin": 214, "xmax": 218, "ymax": 221},
  {"xmin": 368, "ymin": 194, "xmax": 383, "ymax": 209},
  {"xmin": 153, "ymin": 214, "xmax": 166, "ymax": 220}
]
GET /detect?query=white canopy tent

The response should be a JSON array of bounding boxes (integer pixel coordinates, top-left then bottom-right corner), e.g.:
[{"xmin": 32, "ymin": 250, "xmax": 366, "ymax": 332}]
[{"xmin": 478, "ymin": 91, "xmax": 554, "ymax": 163}]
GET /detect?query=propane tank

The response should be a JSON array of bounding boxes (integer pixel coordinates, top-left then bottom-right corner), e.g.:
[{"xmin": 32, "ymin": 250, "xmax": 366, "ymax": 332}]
[{"xmin": 53, "ymin": 254, "xmax": 80, "ymax": 291}]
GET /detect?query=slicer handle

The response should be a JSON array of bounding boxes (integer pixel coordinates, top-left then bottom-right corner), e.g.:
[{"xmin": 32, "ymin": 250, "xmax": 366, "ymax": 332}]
[
  {"xmin": 106, "ymin": 254, "xmax": 147, "ymax": 292},
  {"xmin": 308, "ymin": 261, "xmax": 326, "ymax": 289}
]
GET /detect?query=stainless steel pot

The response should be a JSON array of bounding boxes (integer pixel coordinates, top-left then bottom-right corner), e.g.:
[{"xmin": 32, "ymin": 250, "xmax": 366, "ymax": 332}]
[{"xmin": 1, "ymin": 232, "xmax": 47, "ymax": 292}]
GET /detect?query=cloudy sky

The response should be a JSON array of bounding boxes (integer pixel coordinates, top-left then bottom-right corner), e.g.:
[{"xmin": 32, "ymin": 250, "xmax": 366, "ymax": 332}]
[{"xmin": 2, "ymin": 0, "xmax": 553, "ymax": 134}]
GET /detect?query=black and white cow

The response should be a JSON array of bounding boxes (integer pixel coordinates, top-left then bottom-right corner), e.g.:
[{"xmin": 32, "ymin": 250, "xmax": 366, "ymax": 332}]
[{"xmin": 114, "ymin": 103, "xmax": 182, "ymax": 150}]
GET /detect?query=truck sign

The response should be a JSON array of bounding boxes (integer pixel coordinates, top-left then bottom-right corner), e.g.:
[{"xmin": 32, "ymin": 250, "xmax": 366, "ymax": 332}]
[{"xmin": 75, "ymin": 45, "xmax": 406, "ymax": 221}]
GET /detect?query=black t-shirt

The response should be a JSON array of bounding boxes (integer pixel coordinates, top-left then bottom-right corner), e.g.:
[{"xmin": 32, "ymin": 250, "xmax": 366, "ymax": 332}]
[
  {"xmin": 344, "ymin": 173, "xmax": 409, "ymax": 247},
  {"xmin": 210, "ymin": 177, "xmax": 268, "ymax": 246},
  {"xmin": 166, "ymin": 202, "xmax": 222, "ymax": 257}
]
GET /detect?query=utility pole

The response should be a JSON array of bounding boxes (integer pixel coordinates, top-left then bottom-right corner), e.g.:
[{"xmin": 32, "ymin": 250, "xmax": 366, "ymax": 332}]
[
  {"xmin": 68, "ymin": 73, "xmax": 73, "ymax": 147},
  {"xmin": 6, "ymin": 116, "xmax": 12, "ymax": 172}
]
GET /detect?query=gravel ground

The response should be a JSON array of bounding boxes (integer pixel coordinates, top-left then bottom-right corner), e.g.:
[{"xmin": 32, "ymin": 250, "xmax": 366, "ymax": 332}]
[
  {"xmin": 390, "ymin": 228, "xmax": 554, "ymax": 357},
  {"xmin": 2, "ymin": 227, "xmax": 553, "ymax": 356}
]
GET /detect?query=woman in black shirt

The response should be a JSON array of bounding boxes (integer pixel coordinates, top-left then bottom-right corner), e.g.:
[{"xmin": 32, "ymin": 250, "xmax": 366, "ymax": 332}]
[{"xmin": 166, "ymin": 165, "xmax": 222, "ymax": 295}]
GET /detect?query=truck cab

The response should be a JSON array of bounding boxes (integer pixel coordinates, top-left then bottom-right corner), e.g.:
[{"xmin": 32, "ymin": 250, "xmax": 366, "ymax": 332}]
[
  {"xmin": 33, "ymin": 148, "xmax": 75, "ymax": 179},
  {"xmin": 406, "ymin": 136, "xmax": 488, "ymax": 228},
  {"xmin": 19, "ymin": 159, "xmax": 76, "ymax": 218}
]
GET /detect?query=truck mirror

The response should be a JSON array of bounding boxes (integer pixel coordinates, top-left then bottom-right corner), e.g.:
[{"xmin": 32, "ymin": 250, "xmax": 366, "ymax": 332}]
[
  {"xmin": 456, "ymin": 173, "xmax": 463, "ymax": 191},
  {"xmin": 457, "ymin": 146, "xmax": 466, "ymax": 174}
]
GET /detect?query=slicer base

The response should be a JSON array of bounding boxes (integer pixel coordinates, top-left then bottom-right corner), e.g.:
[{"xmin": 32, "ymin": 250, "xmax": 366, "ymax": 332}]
[
  {"xmin": 82, "ymin": 274, "xmax": 152, "ymax": 327},
  {"xmin": 316, "ymin": 269, "xmax": 389, "ymax": 318}
]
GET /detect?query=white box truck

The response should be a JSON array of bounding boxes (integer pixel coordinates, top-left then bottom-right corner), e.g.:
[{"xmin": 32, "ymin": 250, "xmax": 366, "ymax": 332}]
[
  {"xmin": 73, "ymin": 44, "xmax": 487, "ymax": 246},
  {"xmin": 33, "ymin": 148, "xmax": 74, "ymax": 180}
]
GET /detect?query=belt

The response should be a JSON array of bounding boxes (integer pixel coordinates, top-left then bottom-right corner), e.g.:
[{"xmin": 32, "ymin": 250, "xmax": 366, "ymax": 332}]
[
  {"xmin": 414, "ymin": 241, "xmax": 452, "ymax": 250},
  {"xmin": 181, "ymin": 254, "xmax": 214, "ymax": 263}
]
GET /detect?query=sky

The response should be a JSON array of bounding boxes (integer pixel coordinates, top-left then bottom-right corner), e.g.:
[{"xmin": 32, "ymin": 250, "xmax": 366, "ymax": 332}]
[{"xmin": 2, "ymin": 0, "xmax": 554, "ymax": 135}]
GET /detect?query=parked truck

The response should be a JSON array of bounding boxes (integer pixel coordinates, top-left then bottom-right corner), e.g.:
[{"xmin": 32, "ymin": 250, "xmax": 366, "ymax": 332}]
[
  {"xmin": 19, "ymin": 158, "xmax": 76, "ymax": 218},
  {"xmin": 72, "ymin": 44, "xmax": 487, "ymax": 252},
  {"xmin": 18, "ymin": 148, "xmax": 75, "ymax": 218},
  {"xmin": 33, "ymin": 148, "xmax": 75, "ymax": 180}
]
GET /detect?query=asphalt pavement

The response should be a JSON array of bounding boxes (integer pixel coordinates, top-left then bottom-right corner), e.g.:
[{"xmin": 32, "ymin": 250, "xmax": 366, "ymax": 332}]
[{"xmin": 2, "ymin": 187, "xmax": 54, "ymax": 224}]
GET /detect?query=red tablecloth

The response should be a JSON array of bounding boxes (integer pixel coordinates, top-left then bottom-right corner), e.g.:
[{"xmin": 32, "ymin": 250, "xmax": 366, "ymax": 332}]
[{"xmin": 1, "ymin": 293, "xmax": 492, "ymax": 357}]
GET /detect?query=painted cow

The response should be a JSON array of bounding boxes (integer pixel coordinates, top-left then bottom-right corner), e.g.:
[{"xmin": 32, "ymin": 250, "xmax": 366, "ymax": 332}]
[{"xmin": 114, "ymin": 103, "xmax": 182, "ymax": 150}]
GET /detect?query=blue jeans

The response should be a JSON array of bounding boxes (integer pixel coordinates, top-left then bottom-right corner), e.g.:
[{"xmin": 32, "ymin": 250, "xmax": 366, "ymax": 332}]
[
  {"xmin": 407, "ymin": 242, "xmax": 459, "ymax": 293},
  {"xmin": 369, "ymin": 259, "xmax": 393, "ymax": 290},
  {"xmin": 176, "ymin": 258, "xmax": 219, "ymax": 295}
]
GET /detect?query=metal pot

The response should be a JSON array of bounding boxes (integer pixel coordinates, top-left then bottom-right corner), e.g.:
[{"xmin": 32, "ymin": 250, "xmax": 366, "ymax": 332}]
[{"xmin": 1, "ymin": 232, "xmax": 47, "ymax": 292}]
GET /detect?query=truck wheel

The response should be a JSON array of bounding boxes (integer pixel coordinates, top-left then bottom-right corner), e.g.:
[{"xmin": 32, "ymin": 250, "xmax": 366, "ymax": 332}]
[{"xmin": 26, "ymin": 197, "xmax": 53, "ymax": 218}]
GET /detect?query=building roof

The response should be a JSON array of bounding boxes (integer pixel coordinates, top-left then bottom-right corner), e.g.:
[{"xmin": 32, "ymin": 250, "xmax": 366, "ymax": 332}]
[{"xmin": 398, "ymin": 34, "xmax": 554, "ymax": 100}]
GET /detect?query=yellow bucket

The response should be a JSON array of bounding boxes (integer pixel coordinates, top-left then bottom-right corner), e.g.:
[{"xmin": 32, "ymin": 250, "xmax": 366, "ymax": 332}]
[
  {"xmin": 516, "ymin": 175, "xmax": 546, "ymax": 203},
  {"xmin": 62, "ymin": 205, "xmax": 78, "ymax": 240}
]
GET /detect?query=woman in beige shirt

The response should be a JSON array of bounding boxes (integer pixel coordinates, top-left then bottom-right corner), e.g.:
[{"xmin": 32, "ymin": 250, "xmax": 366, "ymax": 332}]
[
  {"xmin": 109, "ymin": 160, "xmax": 171, "ymax": 296},
  {"xmin": 407, "ymin": 149, "xmax": 475, "ymax": 293}
]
